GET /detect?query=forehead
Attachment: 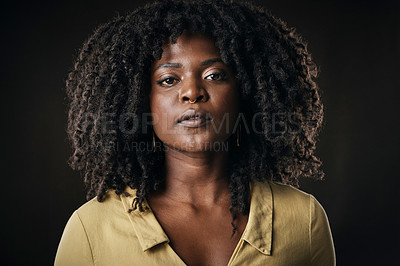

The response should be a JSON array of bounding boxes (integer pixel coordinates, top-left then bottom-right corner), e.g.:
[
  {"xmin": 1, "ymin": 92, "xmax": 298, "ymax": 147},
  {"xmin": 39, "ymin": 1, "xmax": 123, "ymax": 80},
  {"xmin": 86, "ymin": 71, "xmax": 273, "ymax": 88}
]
[{"xmin": 158, "ymin": 32, "xmax": 221, "ymax": 61}]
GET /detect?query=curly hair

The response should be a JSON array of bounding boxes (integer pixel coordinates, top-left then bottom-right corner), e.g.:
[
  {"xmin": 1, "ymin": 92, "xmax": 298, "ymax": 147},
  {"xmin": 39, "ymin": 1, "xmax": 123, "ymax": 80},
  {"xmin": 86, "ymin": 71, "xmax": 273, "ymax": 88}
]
[{"xmin": 66, "ymin": 0, "xmax": 324, "ymax": 230}]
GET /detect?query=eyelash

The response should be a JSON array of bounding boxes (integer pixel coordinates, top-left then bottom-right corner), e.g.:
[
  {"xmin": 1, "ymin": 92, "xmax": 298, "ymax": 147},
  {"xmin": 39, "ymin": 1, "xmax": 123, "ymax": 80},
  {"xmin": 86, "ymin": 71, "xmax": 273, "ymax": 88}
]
[
  {"xmin": 156, "ymin": 72, "xmax": 227, "ymax": 86},
  {"xmin": 157, "ymin": 77, "xmax": 178, "ymax": 86},
  {"xmin": 205, "ymin": 72, "xmax": 227, "ymax": 81}
]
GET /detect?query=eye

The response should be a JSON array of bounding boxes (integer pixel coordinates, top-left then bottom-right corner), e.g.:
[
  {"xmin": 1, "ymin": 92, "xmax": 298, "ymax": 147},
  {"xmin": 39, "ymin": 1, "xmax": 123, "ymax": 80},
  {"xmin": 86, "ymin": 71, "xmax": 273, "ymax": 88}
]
[
  {"xmin": 205, "ymin": 72, "xmax": 227, "ymax": 81},
  {"xmin": 157, "ymin": 77, "xmax": 179, "ymax": 86}
]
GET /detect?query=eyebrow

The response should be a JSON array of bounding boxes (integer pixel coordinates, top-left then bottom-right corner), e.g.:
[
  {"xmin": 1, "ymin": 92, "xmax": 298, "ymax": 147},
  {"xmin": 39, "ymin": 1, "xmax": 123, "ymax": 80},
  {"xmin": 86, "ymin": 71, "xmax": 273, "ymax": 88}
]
[
  {"xmin": 153, "ymin": 58, "xmax": 224, "ymax": 72},
  {"xmin": 153, "ymin": 62, "xmax": 182, "ymax": 72},
  {"xmin": 200, "ymin": 58, "xmax": 223, "ymax": 66}
]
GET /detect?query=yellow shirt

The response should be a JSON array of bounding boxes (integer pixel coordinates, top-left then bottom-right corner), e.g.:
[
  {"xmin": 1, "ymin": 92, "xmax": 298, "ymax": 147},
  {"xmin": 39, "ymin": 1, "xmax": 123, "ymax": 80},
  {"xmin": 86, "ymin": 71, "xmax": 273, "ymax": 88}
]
[{"xmin": 55, "ymin": 181, "xmax": 335, "ymax": 265}]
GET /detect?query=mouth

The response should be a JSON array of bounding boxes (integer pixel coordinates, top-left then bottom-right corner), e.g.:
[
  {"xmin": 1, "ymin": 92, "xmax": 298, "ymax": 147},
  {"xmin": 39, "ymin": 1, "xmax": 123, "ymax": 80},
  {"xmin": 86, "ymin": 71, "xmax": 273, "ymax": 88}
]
[{"xmin": 177, "ymin": 109, "xmax": 212, "ymax": 128}]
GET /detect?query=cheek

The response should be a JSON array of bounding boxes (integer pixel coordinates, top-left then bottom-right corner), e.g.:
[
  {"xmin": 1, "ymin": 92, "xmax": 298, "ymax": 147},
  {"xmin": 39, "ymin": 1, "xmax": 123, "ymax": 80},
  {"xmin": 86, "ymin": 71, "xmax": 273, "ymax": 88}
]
[
  {"xmin": 212, "ymin": 88, "xmax": 239, "ymax": 119},
  {"xmin": 150, "ymin": 94, "xmax": 175, "ymax": 135}
]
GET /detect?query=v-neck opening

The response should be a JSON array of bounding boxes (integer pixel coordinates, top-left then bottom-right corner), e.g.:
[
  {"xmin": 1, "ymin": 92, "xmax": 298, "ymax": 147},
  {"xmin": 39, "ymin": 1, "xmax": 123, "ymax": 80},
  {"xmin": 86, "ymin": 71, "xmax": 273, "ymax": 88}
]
[
  {"xmin": 145, "ymin": 185, "xmax": 254, "ymax": 266},
  {"xmin": 121, "ymin": 180, "xmax": 274, "ymax": 265}
]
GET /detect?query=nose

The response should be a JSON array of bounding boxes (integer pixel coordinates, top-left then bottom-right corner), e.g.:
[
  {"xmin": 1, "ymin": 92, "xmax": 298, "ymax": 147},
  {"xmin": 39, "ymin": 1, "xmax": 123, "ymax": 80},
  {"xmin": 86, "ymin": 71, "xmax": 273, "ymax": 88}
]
[{"xmin": 179, "ymin": 78, "xmax": 209, "ymax": 104}]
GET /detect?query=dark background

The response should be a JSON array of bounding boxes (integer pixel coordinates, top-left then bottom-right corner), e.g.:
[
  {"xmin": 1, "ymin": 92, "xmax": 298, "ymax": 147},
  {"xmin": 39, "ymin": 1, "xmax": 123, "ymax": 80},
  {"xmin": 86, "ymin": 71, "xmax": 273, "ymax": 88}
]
[{"xmin": 2, "ymin": 0, "xmax": 399, "ymax": 265}]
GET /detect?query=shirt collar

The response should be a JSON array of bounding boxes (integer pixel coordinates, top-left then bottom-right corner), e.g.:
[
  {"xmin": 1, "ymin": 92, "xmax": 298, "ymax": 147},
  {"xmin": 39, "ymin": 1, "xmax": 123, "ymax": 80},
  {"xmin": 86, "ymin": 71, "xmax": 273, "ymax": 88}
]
[
  {"xmin": 242, "ymin": 180, "xmax": 273, "ymax": 255},
  {"xmin": 120, "ymin": 187, "xmax": 169, "ymax": 252},
  {"xmin": 120, "ymin": 181, "xmax": 273, "ymax": 255}
]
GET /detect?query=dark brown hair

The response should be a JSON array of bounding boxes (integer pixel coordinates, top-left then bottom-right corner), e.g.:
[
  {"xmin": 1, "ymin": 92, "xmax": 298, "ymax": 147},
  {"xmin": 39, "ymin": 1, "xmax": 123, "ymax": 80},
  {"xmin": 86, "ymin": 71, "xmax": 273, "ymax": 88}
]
[{"xmin": 66, "ymin": 0, "xmax": 324, "ymax": 233}]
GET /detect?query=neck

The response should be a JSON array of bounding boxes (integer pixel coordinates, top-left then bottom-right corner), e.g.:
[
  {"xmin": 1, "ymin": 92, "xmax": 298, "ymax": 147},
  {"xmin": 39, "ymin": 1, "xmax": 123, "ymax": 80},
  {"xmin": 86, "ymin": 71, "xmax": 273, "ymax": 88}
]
[{"xmin": 159, "ymin": 146, "xmax": 231, "ymax": 206}]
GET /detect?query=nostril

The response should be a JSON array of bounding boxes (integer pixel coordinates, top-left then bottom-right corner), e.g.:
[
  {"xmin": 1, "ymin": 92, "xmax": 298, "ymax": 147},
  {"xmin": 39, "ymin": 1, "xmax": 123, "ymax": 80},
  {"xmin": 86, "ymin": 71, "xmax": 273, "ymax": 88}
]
[{"xmin": 180, "ymin": 95, "xmax": 206, "ymax": 103}]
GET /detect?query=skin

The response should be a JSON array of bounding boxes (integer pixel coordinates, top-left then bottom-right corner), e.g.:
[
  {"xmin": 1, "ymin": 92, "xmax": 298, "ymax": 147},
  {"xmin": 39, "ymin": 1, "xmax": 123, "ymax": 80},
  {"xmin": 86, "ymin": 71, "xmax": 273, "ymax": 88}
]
[{"xmin": 148, "ymin": 32, "xmax": 248, "ymax": 266}]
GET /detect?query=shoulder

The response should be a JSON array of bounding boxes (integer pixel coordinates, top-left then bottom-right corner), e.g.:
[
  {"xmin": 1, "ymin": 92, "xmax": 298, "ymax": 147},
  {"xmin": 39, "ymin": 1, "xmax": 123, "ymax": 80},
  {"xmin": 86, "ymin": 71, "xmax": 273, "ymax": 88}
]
[
  {"xmin": 268, "ymin": 180, "xmax": 311, "ymax": 202},
  {"xmin": 254, "ymin": 180, "xmax": 326, "ymax": 225},
  {"xmin": 254, "ymin": 180, "xmax": 314, "ymax": 207},
  {"xmin": 72, "ymin": 188, "xmax": 137, "ymax": 231},
  {"xmin": 267, "ymin": 181, "xmax": 328, "ymax": 219},
  {"xmin": 256, "ymin": 181, "xmax": 335, "ymax": 264},
  {"xmin": 75, "ymin": 190, "xmax": 124, "ymax": 218},
  {"xmin": 55, "ymin": 188, "xmax": 151, "ymax": 265},
  {"xmin": 64, "ymin": 188, "xmax": 140, "ymax": 246}
]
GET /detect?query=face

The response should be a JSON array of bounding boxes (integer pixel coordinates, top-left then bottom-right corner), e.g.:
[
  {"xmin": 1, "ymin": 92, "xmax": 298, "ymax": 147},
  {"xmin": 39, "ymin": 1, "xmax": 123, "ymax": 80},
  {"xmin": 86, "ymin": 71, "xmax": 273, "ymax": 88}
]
[{"xmin": 150, "ymin": 32, "xmax": 239, "ymax": 152}]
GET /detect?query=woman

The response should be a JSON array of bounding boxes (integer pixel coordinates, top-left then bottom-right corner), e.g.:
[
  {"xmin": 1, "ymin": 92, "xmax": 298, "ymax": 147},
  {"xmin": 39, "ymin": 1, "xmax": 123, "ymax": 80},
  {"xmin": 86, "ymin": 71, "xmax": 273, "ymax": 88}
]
[{"xmin": 55, "ymin": 0, "xmax": 335, "ymax": 265}]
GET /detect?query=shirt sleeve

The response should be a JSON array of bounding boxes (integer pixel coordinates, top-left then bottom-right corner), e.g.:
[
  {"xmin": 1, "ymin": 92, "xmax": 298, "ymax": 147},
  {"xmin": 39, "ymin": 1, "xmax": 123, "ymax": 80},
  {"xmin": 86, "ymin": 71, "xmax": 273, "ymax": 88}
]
[
  {"xmin": 55, "ymin": 211, "xmax": 95, "ymax": 266},
  {"xmin": 310, "ymin": 195, "xmax": 336, "ymax": 266}
]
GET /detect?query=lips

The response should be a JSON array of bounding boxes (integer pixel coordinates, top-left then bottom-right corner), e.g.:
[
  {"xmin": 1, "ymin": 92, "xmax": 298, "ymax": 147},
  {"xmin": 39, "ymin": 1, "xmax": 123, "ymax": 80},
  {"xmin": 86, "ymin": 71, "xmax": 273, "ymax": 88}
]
[{"xmin": 177, "ymin": 109, "xmax": 212, "ymax": 127}]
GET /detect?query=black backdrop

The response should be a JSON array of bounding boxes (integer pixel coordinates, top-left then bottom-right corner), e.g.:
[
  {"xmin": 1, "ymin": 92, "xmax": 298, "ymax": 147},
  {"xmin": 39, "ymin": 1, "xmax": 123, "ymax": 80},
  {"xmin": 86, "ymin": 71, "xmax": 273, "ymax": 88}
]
[{"xmin": 2, "ymin": 0, "xmax": 399, "ymax": 265}]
